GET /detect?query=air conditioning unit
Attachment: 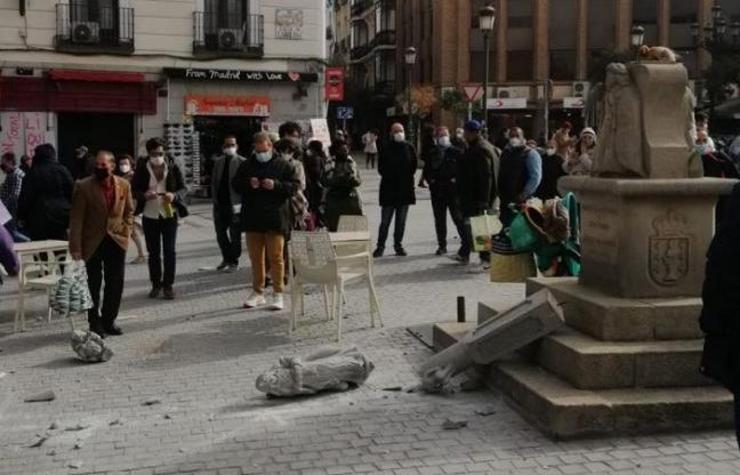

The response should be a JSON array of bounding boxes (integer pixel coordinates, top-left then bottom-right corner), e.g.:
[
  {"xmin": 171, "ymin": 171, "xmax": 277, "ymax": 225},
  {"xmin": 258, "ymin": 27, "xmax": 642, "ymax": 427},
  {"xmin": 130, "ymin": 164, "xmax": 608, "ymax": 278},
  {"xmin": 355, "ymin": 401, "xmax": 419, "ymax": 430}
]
[
  {"xmin": 71, "ymin": 21, "xmax": 100, "ymax": 44},
  {"xmin": 572, "ymin": 81, "xmax": 591, "ymax": 98},
  {"xmin": 218, "ymin": 28, "xmax": 244, "ymax": 50},
  {"xmin": 497, "ymin": 87, "xmax": 517, "ymax": 98}
]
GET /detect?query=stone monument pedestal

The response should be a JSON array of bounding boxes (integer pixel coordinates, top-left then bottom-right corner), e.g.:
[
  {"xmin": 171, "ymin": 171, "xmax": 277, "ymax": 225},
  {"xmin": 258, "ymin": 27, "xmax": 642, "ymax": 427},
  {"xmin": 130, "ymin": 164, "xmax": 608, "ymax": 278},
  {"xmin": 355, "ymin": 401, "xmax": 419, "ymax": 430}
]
[{"xmin": 486, "ymin": 176, "xmax": 738, "ymax": 439}]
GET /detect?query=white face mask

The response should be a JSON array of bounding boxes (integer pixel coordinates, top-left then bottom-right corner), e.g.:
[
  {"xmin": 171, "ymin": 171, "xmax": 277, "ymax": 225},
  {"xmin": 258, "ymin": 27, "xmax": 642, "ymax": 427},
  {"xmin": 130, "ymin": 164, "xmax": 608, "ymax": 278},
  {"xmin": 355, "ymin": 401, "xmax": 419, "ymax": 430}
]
[
  {"xmin": 437, "ymin": 136, "xmax": 451, "ymax": 148},
  {"xmin": 280, "ymin": 153, "xmax": 293, "ymax": 161},
  {"xmin": 255, "ymin": 151, "xmax": 273, "ymax": 163},
  {"xmin": 546, "ymin": 148, "xmax": 556, "ymax": 156},
  {"xmin": 393, "ymin": 132, "xmax": 405, "ymax": 143},
  {"xmin": 509, "ymin": 138, "xmax": 524, "ymax": 148},
  {"xmin": 224, "ymin": 146, "xmax": 237, "ymax": 156},
  {"xmin": 119, "ymin": 164, "xmax": 131, "ymax": 174},
  {"xmin": 150, "ymin": 155, "xmax": 165, "ymax": 166}
]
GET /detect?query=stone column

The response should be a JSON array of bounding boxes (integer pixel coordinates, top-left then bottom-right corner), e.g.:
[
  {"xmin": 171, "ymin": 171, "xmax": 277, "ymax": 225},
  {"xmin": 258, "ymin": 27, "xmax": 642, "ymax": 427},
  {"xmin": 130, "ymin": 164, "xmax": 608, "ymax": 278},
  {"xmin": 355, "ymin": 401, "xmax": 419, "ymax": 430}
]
[
  {"xmin": 532, "ymin": 0, "xmax": 549, "ymax": 81},
  {"xmin": 615, "ymin": 0, "xmax": 633, "ymax": 52},
  {"xmin": 697, "ymin": 0, "xmax": 713, "ymax": 73},
  {"xmin": 575, "ymin": 0, "xmax": 588, "ymax": 80},
  {"xmin": 658, "ymin": 0, "xmax": 671, "ymax": 46},
  {"xmin": 496, "ymin": 0, "xmax": 508, "ymax": 83}
]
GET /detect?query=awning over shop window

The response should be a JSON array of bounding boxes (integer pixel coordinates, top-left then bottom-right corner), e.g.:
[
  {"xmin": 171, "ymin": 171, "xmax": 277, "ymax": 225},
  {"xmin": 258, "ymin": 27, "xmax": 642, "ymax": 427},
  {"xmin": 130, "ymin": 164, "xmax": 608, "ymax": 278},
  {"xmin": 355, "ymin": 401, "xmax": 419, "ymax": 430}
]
[{"xmin": 48, "ymin": 69, "xmax": 145, "ymax": 83}]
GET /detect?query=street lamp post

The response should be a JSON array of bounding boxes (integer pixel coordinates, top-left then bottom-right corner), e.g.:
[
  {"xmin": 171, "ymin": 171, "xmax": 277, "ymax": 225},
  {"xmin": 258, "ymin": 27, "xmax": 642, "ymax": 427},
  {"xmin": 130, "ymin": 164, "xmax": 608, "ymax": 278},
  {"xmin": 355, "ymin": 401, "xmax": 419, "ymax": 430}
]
[
  {"xmin": 478, "ymin": 5, "xmax": 496, "ymax": 139},
  {"xmin": 404, "ymin": 46, "xmax": 417, "ymax": 146}
]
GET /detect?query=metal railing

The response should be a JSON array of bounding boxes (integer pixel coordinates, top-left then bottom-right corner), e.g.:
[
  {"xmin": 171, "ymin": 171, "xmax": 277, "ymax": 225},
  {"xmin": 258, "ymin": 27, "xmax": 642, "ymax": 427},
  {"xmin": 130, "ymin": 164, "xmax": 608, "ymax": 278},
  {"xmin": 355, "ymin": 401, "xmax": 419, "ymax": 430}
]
[
  {"xmin": 55, "ymin": 2, "xmax": 134, "ymax": 53},
  {"xmin": 193, "ymin": 11, "xmax": 264, "ymax": 57}
]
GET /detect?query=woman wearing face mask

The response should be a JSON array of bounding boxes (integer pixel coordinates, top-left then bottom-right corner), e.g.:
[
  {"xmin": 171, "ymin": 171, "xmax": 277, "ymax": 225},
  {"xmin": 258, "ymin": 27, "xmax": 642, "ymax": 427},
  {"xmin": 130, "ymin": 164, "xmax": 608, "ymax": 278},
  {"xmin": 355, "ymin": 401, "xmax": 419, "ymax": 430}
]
[
  {"xmin": 322, "ymin": 139, "xmax": 363, "ymax": 232},
  {"xmin": 116, "ymin": 155, "xmax": 146, "ymax": 264},
  {"xmin": 536, "ymin": 139, "xmax": 567, "ymax": 200},
  {"xmin": 563, "ymin": 128, "xmax": 596, "ymax": 176},
  {"xmin": 132, "ymin": 138, "xmax": 188, "ymax": 300}
]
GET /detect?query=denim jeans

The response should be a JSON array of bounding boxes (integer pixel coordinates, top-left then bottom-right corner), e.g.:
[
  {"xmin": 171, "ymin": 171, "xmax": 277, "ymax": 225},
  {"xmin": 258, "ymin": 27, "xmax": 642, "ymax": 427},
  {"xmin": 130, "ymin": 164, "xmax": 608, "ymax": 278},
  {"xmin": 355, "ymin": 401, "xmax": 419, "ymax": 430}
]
[
  {"xmin": 143, "ymin": 217, "xmax": 178, "ymax": 288},
  {"xmin": 377, "ymin": 205, "xmax": 410, "ymax": 250}
]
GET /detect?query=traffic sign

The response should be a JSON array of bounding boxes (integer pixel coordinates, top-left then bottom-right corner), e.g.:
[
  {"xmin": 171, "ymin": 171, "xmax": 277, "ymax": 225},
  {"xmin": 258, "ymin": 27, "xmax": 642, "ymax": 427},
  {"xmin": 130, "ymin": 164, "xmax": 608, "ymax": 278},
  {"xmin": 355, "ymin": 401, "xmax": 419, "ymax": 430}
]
[
  {"xmin": 462, "ymin": 83, "xmax": 483, "ymax": 103},
  {"xmin": 337, "ymin": 106, "xmax": 354, "ymax": 120},
  {"xmin": 563, "ymin": 97, "xmax": 586, "ymax": 109},
  {"xmin": 487, "ymin": 97, "xmax": 528, "ymax": 110}
]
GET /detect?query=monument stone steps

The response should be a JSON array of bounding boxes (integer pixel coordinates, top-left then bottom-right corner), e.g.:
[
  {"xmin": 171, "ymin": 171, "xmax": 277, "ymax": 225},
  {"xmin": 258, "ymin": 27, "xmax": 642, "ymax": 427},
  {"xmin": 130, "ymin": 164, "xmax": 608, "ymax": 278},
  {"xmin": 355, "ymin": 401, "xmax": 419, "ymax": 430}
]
[
  {"xmin": 537, "ymin": 328, "xmax": 711, "ymax": 390},
  {"xmin": 527, "ymin": 277, "xmax": 703, "ymax": 341},
  {"xmin": 490, "ymin": 360, "xmax": 733, "ymax": 439}
]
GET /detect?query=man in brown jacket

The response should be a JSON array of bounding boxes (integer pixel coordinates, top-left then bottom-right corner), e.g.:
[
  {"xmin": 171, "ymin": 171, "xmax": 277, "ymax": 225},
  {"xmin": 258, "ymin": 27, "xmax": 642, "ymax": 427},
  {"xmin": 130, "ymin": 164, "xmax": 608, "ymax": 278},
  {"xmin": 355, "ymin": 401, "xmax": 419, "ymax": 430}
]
[{"xmin": 69, "ymin": 151, "xmax": 134, "ymax": 337}]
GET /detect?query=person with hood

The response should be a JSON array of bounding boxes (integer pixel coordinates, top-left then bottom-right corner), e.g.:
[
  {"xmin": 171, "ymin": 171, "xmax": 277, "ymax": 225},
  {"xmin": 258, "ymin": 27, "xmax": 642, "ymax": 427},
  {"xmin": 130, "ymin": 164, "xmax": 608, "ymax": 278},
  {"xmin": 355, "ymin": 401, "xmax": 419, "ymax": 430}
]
[
  {"xmin": 132, "ymin": 138, "xmax": 188, "ymax": 301},
  {"xmin": 536, "ymin": 139, "xmax": 567, "ymax": 201},
  {"xmin": 17, "ymin": 143, "xmax": 74, "ymax": 241},
  {"xmin": 564, "ymin": 128, "xmax": 596, "ymax": 176},
  {"xmin": 700, "ymin": 183, "xmax": 740, "ymax": 448},
  {"xmin": 373, "ymin": 123, "xmax": 417, "ymax": 258},
  {"xmin": 422, "ymin": 126, "xmax": 465, "ymax": 256},
  {"xmin": 497, "ymin": 127, "xmax": 542, "ymax": 227},
  {"xmin": 323, "ymin": 139, "xmax": 362, "ymax": 232},
  {"xmin": 232, "ymin": 132, "xmax": 300, "ymax": 311},
  {"xmin": 211, "ymin": 135, "xmax": 247, "ymax": 273}
]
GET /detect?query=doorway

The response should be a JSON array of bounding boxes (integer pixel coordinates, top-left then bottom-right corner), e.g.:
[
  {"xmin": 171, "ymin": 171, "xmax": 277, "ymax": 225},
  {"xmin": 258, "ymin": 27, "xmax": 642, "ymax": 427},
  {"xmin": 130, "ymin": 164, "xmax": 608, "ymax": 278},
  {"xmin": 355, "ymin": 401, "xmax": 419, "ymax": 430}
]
[{"xmin": 57, "ymin": 112, "xmax": 135, "ymax": 170}]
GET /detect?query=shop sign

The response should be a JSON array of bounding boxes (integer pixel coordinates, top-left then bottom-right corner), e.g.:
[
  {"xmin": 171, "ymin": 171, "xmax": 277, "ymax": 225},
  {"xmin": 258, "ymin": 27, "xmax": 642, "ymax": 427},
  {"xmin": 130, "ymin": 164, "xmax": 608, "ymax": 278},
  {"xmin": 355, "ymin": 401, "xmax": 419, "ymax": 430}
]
[
  {"xmin": 563, "ymin": 97, "xmax": 586, "ymax": 109},
  {"xmin": 309, "ymin": 118, "xmax": 332, "ymax": 149},
  {"xmin": 337, "ymin": 107, "xmax": 353, "ymax": 120},
  {"xmin": 185, "ymin": 95, "xmax": 271, "ymax": 117},
  {"xmin": 164, "ymin": 67, "xmax": 318, "ymax": 83},
  {"xmin": 486, "ymin": 98, "xmax": 528, "ymax": 110},
  {"xmin": 326, "ymin": 68, "xmax": 345, "ymax": 102},
  {"xmin": 0, "ymin": 112, "xmax": 55, "ymax": 158}
]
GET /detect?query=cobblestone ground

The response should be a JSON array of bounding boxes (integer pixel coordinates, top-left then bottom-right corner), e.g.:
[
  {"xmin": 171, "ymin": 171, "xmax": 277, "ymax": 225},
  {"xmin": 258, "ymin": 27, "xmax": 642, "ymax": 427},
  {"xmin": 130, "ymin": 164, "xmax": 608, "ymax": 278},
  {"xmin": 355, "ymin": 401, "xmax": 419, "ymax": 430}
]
[{"xmin": 1, "ymin": 171, "xmax": 739, "ymax": 475}]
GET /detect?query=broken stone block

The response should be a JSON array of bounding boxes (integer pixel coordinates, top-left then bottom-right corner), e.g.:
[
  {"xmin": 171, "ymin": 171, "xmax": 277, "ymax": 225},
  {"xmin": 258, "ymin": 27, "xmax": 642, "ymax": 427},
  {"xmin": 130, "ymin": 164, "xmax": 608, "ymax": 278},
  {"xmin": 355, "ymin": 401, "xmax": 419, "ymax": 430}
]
[
  {"xmin": 70, "ymin": 331, "xmax": 113, "ymax": 363},
  {"xmin": 24, "ymin": 390, "xmax": 56, "ymax": 403}
]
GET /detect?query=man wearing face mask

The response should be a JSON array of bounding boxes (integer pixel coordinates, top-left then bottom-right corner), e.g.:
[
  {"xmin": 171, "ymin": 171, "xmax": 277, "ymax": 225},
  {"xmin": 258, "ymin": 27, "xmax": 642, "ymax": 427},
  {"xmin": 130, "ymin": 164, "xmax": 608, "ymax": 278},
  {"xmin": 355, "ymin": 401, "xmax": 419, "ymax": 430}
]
[
  {"xmin": 454, "ymin": 120, "xmax": 497, "ymax": 266},
  {"xmin": 69, "ymin": 151, "xmax": 134, "ymax": 337},
  {"xmin": 232, "ymin": 133, "xmax": 300, "ymax": 311},
  {"xmin": 498, "ymin": 127, "xmax": 542, "ymax": 227},
  {"xmin": 71, "ymin": 145, "xmax": 93, "ymax": 180},
  {"xmin": 422, "ymin": 127, "xmax": 465, "ymax": 256},
  {"xmin": 535, "ymin": 139, "xmax": 567, "ymax": 201},
  {"xmin": 374, "ymin": 123, "xmax": 417, "ymax": 258},
  {"xmin": 211, "ymin": 135, "xmax": 246, "ymax": 273}
]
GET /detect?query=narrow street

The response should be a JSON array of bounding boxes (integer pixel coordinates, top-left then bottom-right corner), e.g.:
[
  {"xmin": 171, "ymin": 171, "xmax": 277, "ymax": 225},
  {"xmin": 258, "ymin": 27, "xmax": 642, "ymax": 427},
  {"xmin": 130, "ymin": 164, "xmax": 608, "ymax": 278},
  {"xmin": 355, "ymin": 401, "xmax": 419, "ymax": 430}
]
[{"xmin": 0, "ymin": 172, "xmax": 738, "ymax": 475}]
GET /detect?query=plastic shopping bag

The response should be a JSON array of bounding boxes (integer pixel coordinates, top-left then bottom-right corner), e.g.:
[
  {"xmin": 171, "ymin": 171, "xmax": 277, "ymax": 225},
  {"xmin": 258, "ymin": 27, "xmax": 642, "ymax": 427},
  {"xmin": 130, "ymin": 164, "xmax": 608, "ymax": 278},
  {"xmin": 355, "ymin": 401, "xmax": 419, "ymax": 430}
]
[
  {"xmin": 469, "ymin": 214, "xmax": 503, "ymax": 252},
  {"xmin": 50, "ymin": 260, "xmax": 94, "ymax": 317}
]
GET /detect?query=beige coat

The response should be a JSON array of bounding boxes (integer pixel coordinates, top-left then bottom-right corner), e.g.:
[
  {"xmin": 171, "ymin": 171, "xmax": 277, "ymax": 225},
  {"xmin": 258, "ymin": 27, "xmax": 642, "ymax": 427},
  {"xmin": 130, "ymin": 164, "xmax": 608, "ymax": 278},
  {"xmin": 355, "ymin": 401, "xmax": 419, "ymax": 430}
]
[{"xmin": 69, "ymin": 176, "xmax": 134, "ymax": 261}]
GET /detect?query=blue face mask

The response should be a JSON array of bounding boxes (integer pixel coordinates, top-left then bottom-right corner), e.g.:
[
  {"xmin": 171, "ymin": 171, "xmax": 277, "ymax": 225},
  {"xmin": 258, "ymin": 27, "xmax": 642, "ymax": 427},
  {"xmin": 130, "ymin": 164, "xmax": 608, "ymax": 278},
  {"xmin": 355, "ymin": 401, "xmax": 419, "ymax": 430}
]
[
  {"xmin": 255, "ymin": 151, "xmax": 272, "ymax": 163},
  {"xmin": 695, "ymin": 144, "xmax": 710, "ymax": 156}
]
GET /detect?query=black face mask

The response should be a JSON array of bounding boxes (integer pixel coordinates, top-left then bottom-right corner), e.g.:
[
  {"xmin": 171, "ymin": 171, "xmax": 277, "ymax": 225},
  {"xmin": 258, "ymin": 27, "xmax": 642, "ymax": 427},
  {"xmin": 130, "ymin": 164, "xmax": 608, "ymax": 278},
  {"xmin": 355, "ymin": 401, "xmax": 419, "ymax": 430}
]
[{"xmin": 94, "ymin": 167, "xmax": 111, "ymax": 180}]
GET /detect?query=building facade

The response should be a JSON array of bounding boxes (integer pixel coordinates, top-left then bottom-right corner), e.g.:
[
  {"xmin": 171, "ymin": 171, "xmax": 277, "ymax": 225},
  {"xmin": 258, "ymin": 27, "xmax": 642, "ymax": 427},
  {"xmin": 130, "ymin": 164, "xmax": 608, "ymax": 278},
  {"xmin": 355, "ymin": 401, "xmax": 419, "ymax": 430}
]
[
  {"xmin": 397, "ymin": 0, "xmax": 740, "ymax": 141},
  {"xmin": 0, "ymin": 0, "xmax": 326, "ymax": 191}
]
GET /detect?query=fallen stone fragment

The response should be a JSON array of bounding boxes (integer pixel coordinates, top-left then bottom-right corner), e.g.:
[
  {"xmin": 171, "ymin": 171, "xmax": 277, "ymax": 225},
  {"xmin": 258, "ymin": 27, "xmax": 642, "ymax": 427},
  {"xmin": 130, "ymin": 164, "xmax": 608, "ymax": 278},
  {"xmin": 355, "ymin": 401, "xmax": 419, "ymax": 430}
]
[
  {"xmin": 441, "ymin": 418, "xmax": 468, "ymax": 430},
  {"xmin": 474, "ymin": 407, "xmax": 497, "ymax": 417},
  {"xmin": 68, "ymin": 461, "xmax": 81, "ymax": 469},
  {"xmin": 28, "ymin": 435, "xmax": 49, "ymax": 448},
  {"xmin": 65, "ymin": 424, "xmax": 89, "ymax": 432},
  {"xmin": 24, "ymin": 390, "xmax": 56, "ymax": 403},
  {"xmin": 142, "ymin": 398, "xmax": 162, "ymax": 406},
  {"xmin": 48, "ymin": 421, "xmax": 59, "ymax": 430},
  {"xmin": 70, "ymin": 330, "xmax": 113, "ymax": 363},
  {"xmin": 382, "ymin": 386, "xmax": 403, "ymax": 392}
]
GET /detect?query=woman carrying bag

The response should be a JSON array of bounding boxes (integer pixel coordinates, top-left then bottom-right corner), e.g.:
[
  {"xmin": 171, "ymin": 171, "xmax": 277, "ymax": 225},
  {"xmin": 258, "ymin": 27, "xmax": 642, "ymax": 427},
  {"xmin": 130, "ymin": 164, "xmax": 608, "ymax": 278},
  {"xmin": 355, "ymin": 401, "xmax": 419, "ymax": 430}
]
[
  {"xmin": 322, "ymin": 139, "xmax": 363, "ymax": 232},
  {"xmin": 132, "ymin": 138, "xmax": 188, "ymax": 300}
]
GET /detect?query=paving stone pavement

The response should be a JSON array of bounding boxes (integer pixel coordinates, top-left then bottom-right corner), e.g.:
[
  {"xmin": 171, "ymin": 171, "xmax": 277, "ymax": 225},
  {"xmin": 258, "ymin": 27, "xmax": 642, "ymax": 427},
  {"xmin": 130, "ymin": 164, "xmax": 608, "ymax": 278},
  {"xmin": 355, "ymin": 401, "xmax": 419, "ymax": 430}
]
[{"xmin": 0, "ymin": 171, "xmax": 739, "ymax": 475}]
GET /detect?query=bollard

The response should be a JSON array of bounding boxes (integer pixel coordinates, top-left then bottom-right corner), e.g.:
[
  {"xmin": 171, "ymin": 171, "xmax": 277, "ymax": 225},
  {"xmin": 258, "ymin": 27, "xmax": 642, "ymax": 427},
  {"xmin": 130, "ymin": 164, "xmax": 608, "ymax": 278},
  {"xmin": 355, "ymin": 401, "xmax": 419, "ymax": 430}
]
[{"xmin": 457, "ymin": 296, "xmax": 466, "ymax": 323}]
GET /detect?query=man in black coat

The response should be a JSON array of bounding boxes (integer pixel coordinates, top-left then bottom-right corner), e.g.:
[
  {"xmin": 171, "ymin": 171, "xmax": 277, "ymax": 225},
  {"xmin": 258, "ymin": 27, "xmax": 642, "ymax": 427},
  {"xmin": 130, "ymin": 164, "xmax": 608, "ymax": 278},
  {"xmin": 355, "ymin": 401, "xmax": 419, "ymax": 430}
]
[
  {"xmin": 422, "ymin": 126, "xmax": 465, "ymax": 256},
  {"xmin": 700, "ymin": 183, "xmax": 740, "ymax": 449},
  {"xmin": 17, "ymin": 143, "xmax": 74, "ymax": 241},
  {"xmin": 373, "ymin": 123, "xmax": 417, "ymax": 258},
  {"xmin": 453, "ymin": 120, "xmax": 497, "ymax": 265}
]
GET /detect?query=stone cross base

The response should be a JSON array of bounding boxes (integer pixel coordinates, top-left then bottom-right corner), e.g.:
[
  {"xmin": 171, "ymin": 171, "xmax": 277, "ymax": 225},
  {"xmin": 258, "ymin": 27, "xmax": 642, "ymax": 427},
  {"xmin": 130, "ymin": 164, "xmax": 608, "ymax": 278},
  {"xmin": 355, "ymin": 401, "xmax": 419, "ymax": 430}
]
[{"xmin": 560, "ymin": 176, "xmax": 736, "ymax": 299}]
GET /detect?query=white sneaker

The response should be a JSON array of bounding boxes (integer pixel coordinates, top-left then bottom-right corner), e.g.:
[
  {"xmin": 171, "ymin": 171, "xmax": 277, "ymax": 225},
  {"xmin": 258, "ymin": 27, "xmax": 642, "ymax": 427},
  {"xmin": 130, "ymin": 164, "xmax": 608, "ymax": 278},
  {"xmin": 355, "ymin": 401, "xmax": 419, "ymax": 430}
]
[
  {"xmin": 269, "ymin": 293, "xmax": 284, "ymax": 311},
  {"xmin": 244, "ymin": 292, "xmax": 266, "ymax": 309}
]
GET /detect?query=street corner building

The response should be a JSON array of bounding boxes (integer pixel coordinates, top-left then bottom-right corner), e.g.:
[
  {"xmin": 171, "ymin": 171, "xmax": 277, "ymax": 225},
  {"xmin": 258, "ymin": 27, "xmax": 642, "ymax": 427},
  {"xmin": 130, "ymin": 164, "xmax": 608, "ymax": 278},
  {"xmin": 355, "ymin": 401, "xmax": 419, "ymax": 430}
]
[{"xmin": 0, "ymin": 0, "xmax": 327, "ymax": 195}]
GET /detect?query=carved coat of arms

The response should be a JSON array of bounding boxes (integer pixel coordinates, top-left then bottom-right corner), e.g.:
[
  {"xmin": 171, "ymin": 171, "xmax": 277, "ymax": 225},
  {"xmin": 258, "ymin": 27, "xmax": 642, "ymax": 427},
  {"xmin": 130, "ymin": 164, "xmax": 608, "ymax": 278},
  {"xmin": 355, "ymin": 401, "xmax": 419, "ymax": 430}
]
[{"xmin": 648, "ymin": 212, "xmax": 690, "ymax": 287}]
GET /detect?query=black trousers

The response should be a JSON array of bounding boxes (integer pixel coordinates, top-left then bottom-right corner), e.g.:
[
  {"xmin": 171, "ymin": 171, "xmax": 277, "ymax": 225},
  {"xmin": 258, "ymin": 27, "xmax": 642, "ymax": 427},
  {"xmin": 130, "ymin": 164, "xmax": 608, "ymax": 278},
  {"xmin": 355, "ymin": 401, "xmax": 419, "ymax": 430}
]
[
  {"xmin": 213, "ymin": 205, "xmax": 241, "ymax": 265},
  {"xmin": 365, "ymin": 153, "xmax": 377, "ymax": 168},
  {"xmin": 143, "ymin": 216, "xmax": 178, "ymax": 288},
  {"xmin": 430, "ymin": 190, "xmax": 465, "ymax": 251},
  {"xmin": 377, "ymin": 205, "xmax": 409, "ymax": 250},
  {"xmin": 86, "ymin": 236, "xmax": 126, "ymax": 329}
]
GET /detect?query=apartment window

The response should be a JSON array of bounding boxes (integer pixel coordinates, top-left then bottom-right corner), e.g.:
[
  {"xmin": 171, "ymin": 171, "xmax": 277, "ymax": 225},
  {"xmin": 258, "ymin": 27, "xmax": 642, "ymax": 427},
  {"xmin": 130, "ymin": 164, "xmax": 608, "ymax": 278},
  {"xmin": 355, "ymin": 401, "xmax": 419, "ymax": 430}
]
[
  {"xmin": 670, "ymin": 0, "xmax": 698, "ymax": 75},
  {"xmin": 204, "ymin": 0, "xmax": 250, "ymax": 29},
  {"xmin": 633, "ymin": 0, "xmax": 658, "ymax": 45},
  {"xmin": 549, "ymin": 0, "xmax": 577, "ymax": 80},
  {"xmin": 507, "ymin": 0, "xmax": 534, "ymax": 81}
]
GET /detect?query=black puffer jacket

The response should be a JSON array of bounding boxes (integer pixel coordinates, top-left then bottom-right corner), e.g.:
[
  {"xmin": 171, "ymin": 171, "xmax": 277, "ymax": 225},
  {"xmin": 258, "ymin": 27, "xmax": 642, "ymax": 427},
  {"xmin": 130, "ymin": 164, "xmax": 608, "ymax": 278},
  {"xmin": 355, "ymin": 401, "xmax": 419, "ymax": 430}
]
[
  {"xmin": 378, "ymin": 140, "xmax": 417, "ymax": 207},
  {"xmin": 17, "ymin": 155, "xmax": 74, "ymax": 240},
  {"xmin": 232, "ymin": 154, "xmax": 300, "ymax": 234}
]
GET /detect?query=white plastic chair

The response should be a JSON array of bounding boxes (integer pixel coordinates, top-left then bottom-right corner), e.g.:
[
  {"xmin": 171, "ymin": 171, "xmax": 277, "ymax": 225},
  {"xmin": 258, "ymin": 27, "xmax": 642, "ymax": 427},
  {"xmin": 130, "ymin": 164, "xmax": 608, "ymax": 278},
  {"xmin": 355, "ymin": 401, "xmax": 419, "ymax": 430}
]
[
  {"xmin": 289, "ymin": 231, "xmax": 382, "ymax": 342},
  {"xmin": 15, "ymin": 251, "xmax": 70, "ymax": 331},
  {"xmin": 336, "ymin": 215, "xmax": 370, "ymax": 257}
]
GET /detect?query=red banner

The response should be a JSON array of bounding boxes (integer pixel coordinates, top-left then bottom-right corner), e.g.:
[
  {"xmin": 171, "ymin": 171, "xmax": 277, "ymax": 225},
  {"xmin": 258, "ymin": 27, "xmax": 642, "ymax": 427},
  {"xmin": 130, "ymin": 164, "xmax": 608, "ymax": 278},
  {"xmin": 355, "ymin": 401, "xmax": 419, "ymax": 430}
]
[
  {"xmin": 325, "ymin": 67, "xmax": 345, "ymax": 102},
  {"xmin": 184, "ymin": 95, "xmax": 271, "ymax": 117}
]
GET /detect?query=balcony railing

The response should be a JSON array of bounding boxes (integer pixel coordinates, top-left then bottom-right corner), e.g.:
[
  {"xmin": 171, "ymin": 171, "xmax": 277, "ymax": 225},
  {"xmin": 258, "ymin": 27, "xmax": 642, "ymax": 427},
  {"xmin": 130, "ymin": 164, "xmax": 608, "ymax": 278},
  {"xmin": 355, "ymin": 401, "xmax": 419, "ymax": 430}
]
[
  {"xmin": 351, "ymin": 0, "xmax": 375, "ymax": 17},
  {"xmin": 350, "ymin": 29, "xmax": 396, "ymax": 61},
  {"xmin": 55, "ymin": 3, "xmax": 134, "ymax": 54},
  {"xmin": 193, "ymin": 12, "xmax": 264, "ymax": 58}
]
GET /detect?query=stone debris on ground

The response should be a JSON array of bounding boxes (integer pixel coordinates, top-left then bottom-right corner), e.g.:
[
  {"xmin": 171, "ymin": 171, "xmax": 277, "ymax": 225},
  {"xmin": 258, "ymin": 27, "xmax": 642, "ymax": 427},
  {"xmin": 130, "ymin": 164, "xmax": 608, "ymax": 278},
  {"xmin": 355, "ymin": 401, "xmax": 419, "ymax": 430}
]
[
  {"xmin": 23, "ymin": 390, "xmax": 56, "ymax": 403},
  {"xmin": 441, "ymin": 418, "xmax": 469, "ymax": 430},
  {"xmin": 70, "ymin": 330, "xmax": 113, "ymax": 363},
  {"xmin": 141, "ymin": 398, "xmax": 162, "ymax": 406},
  {"xmin": 64, "ymin": 423, "xmax": 88, "ymax": 432},
  {"xmin": 27, "ymin": 435, "xmax": 49, "ymax": 448}
]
